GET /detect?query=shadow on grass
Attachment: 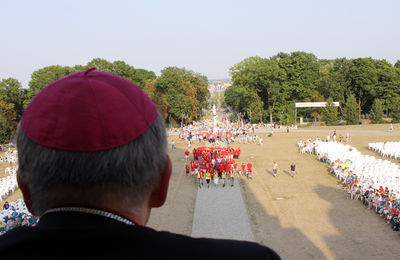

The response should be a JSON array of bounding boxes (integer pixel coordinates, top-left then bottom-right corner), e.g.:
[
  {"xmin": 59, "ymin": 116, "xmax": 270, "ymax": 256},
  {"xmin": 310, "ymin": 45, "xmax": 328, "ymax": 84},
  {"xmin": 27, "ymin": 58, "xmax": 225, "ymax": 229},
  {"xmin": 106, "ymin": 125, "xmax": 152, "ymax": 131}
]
[
  {"xmin": 313, "ymin": 184, "xmax": 400, "ymax": 259},
  {"xmin": 240, "ymin": 180, "xmax": 326, "ymax": 259},
  {"xmin": 265, "ymin": 169, "xmax": 275, "ymax": 177},
  {"xmin": 283, "ymin": 170, "xmax": 294, "ymax": 177}
]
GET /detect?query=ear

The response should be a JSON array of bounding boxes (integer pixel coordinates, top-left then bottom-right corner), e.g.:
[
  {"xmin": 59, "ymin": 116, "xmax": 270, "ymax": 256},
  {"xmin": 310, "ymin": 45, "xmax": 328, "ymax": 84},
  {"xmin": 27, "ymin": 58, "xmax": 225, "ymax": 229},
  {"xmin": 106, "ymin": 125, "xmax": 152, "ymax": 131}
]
[
  {"xmin": 149, "ymin": 156, "xmax": 172, "ymax": 208},
  {"xmin": 17, "ymin": 171, "xmax": 36, "ymax": 215}
]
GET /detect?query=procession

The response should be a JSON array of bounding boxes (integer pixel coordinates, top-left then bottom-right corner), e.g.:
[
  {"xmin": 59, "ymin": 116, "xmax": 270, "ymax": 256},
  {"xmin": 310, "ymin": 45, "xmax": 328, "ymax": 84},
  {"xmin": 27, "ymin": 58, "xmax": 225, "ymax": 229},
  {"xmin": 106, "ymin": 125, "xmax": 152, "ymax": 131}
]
[{"xmin": 184, "ymin": 146, "xmax": 253, "ymax": 188}]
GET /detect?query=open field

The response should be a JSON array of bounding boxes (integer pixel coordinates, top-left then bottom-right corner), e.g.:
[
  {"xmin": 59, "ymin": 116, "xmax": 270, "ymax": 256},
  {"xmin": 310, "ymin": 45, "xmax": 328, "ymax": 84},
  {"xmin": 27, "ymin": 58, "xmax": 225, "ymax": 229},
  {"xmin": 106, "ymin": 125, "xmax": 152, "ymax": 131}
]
[
  {"xmin": 2, "ymin": 125, "xmax": 400, "ymax": 259},
  {"xmin": 149, "ymin": 125, "xmax": 400, "ymax": 259}
]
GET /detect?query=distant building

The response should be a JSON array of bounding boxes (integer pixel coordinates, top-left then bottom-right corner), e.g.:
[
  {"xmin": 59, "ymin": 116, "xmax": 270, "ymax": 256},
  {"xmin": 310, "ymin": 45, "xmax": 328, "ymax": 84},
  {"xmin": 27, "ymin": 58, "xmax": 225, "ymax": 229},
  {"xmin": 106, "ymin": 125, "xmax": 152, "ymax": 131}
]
[{"xmin": 208, "ymin": 79, "xmax": 231, "ymax": 96}]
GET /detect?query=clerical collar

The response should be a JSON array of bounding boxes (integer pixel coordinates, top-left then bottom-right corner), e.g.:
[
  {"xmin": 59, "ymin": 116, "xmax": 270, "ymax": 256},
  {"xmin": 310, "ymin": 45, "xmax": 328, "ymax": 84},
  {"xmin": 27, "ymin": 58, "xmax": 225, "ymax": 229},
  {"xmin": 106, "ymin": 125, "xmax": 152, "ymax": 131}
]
[{"xmin": 42, "ymin": 207, "xmax": 136, "ymax": 226}]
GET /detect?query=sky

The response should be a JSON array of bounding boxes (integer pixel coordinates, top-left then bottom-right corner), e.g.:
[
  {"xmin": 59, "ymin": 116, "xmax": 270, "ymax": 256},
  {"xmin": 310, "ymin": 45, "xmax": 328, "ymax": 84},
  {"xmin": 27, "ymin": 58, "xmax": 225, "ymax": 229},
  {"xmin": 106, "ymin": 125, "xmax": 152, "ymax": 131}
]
[{"xmin": 1, "ymin": 0, "xmax": 399, "ymax": 87}]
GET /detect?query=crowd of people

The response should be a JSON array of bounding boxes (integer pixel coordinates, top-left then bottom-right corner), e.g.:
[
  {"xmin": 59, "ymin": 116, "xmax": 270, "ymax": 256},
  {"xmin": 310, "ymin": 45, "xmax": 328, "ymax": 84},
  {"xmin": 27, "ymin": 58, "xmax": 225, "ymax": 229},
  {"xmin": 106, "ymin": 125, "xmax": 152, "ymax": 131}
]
[
  {"xmin": 369, "ymin": 141, "xmax": 400, "ymax": 160},
  {"xmin": 178, "ymin": 116, "xmax": 266, "ymax": 147},
  {"xmin": 0, "ymin": 199, "xmax": 38, "ymax": 235},
  {"xmin": 185, "ymin": 147, "xmax": 254, "ymax": 188},
  {"xmin": 0, "ymin": 173, "xmax": 18, "ymax": 202},
  {"xmin": 0, "ymin": 148, "xmax": 19, "ymax": 202},
  {"xmin": 299, "ymin": 137, "xmax": 400, "ymax": 231},
  {"xmin": 0, "ymin": 148, "xmax": 18, "ymax": 166}
]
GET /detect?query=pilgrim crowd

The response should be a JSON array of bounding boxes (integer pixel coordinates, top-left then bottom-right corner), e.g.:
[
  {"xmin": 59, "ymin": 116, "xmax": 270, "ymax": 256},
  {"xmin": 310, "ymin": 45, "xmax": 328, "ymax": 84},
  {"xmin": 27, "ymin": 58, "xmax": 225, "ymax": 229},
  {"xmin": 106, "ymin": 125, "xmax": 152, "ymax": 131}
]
[
  {"xmin": 0, "ymin": 173, "xmax": 18, "ymax": 202},
  {"xmin": 369, "ymin": 141, "xmax": 400, "ymax": 160},
  {"xmin": 0, "ymin": 148, "xmax": 18, "ymax": 166},
  {"xmin": 178, "ymin": 117, "xmax": 268, "ymax": 147},
  {"xmin": 299, "ymin": 138, "xmax": 400, "ymax": 231},
  {"xmin": 0, "ymin": 148, "xmax": 19, "ymax": 202},
  {"xmin": 0, "ymin": 199, "xmax": 38, "ymax": 235},
  {"xmin": 184, "ymin": 147, "xmax": 254, "ymax": 188}
]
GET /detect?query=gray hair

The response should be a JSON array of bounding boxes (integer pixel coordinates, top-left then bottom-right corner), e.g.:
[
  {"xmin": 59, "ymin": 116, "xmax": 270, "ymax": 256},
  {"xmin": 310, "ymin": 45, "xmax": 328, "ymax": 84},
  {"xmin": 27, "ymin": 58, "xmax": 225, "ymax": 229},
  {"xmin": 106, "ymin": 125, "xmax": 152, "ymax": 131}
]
[{"xmin": 17, "ymin": 113, "xmax": 168, "ymax": 215}]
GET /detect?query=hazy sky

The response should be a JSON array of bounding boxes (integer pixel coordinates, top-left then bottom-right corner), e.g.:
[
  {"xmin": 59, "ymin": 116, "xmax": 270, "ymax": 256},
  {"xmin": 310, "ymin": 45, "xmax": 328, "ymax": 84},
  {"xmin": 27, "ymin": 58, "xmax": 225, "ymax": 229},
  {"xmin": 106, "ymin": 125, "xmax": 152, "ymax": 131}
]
[{"xmin": 1, "ymin": 0, "xmax": 399, "ymax": 87}]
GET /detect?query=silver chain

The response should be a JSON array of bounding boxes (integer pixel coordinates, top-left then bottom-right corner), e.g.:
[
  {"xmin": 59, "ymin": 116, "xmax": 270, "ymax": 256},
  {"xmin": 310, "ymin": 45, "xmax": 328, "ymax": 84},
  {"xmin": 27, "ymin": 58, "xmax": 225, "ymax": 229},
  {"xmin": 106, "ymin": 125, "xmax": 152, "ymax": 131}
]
[{"xmin": 42, "ymin": 207, "xmax": 136, "ymax": 226}]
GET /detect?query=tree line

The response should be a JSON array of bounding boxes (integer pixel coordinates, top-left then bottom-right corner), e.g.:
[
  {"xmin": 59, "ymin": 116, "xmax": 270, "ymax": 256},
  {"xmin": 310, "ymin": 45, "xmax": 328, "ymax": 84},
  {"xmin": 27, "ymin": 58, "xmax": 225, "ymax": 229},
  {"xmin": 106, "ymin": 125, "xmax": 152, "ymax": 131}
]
[
  {"xmin": 224, "ymin": 52, "xmax": 400, "ymax": 125},
  {"xmin": 0, "ymin": 58, "xmax": 210, "ymax": 143}
]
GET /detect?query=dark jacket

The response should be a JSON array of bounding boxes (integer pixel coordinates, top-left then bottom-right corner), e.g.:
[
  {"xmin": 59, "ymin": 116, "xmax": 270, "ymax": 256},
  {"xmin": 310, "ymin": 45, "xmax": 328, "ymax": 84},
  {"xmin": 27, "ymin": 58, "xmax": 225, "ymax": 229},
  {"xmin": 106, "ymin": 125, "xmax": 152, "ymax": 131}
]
[{"xmin": 0, "ymin": 211, "xmax": 280, "ymax": 260}]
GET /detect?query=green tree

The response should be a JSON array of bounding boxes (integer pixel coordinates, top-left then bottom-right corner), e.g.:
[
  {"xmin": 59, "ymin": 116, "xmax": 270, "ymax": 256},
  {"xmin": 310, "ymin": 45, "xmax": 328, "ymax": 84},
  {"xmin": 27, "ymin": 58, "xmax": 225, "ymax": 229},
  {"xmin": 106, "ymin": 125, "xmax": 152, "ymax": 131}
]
[
  {"xmin": 323, "ymin": 97, "xmax": 338, "ymax": 126},
  {"xmin": 369, "ymin": 99, "xmax": 384, "ymax": 124},
  {"xmin": 391, "ymin": 97, "xmax": 400, "ymax": 123},
  {"xmin": 153, "ymin": 67, "xmax": 209, "ymax": 123},
  {"xmin": 0, "ymin": 113, "xmax": 10, "ymax": 143},
  {"xmin": 87, "ymin": 58, "xmax": 114, "ymax": 73},
  {"xmin": 275, "ymin": 51, "xmax": 320, "ymax": 101},
  {"xmin": 224, "ymin": 84, "xmax": 255, "ymax": 120},
  {"xmin": 374, "ymin": 59, "xmax": 400, "ymax": 115},
  {"xmin": 317, "ymin": 58, "xmax": 350, "ymax": 112},
  {"xmin": 88, "ymin": 58, "xmax": 156, "ymax": 89},
  {"xmin": 134, "ymin": 68, "xmax": 157, "ymax": 88},
  {"xmin": 230, "ymin": 56, "xmax": 286, "ymax": 123},
  {"xmin": 343, "ymin": 94, "xmax": 360, "ymax": 125},
  {"xmin": 0, "ymin": 100, "xmax": 17, "ymax": 135},
  {"xmin": 144, "ymin": 79, "xmax": 169, "ymax": 120},
  {"xmin": 346, "ymin": 58, "xmax": 378, "ymax": 114},
  {"xmin": 0, "ymin": 78, "xmax": 26, "ymax": 121}
]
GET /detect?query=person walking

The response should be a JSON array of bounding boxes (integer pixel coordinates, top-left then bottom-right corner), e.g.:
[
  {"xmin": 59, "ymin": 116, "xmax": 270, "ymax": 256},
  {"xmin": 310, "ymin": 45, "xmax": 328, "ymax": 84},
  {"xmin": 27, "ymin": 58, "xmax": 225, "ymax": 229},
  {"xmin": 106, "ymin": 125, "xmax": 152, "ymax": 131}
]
[
  {"xmin": 205, "ymin": 171, "xmax": 211, "ymax": 188},
  {"xmin": 230, "ymin": 170, "xmax": 235, "ymax": 187},
  {"xmin": 272, "ymin": 161, "xmax": 278, "ymax": 177},
  {"xmin": 240, "ymin": 163, "xmax": 246, "ymax": 176},
  {"xmin": 221, "ymin": 171, "xmax": 227, "ymax": 188},
  {"xmin": 290, "ymin": 162, "xmax": 296, "ymax": 178},
  {"xmin": 246, "ymin": 162, "xmax": 253, "ymax": 179},
  {"xmin": 185, "ymin": 164, "xmax": 190, "ymax": 176},
  {"xmin": 184, "ymin": 149, "xmax": 190, "ymax": 162},
  {"xmin": 196, "ymin": 167, "xmax": 203, "ymax": 189},
  {"xmin": 213, "ymin": 171, "xmax": 219, "ymax": 187}
]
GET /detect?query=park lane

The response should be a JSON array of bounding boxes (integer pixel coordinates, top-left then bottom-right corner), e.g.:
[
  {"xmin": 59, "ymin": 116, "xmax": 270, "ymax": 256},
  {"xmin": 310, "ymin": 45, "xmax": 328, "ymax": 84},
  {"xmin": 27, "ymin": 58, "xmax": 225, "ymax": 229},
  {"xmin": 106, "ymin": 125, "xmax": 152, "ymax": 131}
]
[{"xmin": 191, "ymin": 178, "xmax": 255, "ymax": 241}]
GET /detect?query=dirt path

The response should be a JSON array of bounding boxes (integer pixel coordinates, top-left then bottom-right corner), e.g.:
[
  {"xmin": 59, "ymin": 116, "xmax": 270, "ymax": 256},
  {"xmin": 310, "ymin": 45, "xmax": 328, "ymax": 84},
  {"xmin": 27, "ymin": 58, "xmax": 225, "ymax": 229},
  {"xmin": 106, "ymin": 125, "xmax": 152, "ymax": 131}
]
[
  {"xmin": 146, "ymin": 136, "xmax": 198, "ymax": 235},
  {"xmin": 191, "ymin": 178, "xmax": 254, "ymax": 241}
]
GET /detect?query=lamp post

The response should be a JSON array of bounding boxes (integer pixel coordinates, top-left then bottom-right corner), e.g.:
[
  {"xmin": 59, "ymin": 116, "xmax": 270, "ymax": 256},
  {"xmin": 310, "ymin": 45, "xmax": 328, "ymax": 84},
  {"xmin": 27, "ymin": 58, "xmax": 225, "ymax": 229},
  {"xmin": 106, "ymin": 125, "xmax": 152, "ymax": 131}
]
[{"xmin": 279, "ymin": 111, "xmax": 283, "ymax": 126}]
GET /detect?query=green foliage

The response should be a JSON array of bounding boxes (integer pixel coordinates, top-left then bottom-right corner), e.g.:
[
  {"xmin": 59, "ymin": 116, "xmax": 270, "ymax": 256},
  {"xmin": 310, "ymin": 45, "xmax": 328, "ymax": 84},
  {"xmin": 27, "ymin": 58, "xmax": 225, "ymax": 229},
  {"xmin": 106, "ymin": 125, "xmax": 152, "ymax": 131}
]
[
  {"xmin": 391, "ymin": 97, "xmax": 400, "ymax": 123},
  {"xmin": 323, "ymin": 98, "xmax": 338, "ymax": 126},
  {"xmin": 0, "ymin": 100, "xmax": 17, "ymax": 135},
  {"xmin": 228, "ymin": 52, "xmax": 321, "ymax": 123},
  {"xmin": 343, "ymin": 94, "xmax": 360, "ymax": 125},
  {"xmin": 369, "ymin": 99, "xmax": 384, "ymax": 124},
  {"xmin": 0, "ymin": 78, "xmax": 25, "ymax": 121},
  {"xmin": 274, "ymin": 51, "xmax": 320, "ymax": 101},
  {"xmin": 24, "ymin": 59, "xmax": 156, "ymax": 109},
  {"xmin": 374, "ymin": 60, "xmax": 400, "ymax": 114},
  {"xmin": 1, "ymin": 53, "xmax": 400, "ymax": 129},
  {"xmin": 0, "ymin": 113, "xmax": 10, "ymax": 144},
  {"xmin": 148, "ymin": 67, "xmax": 209, "ymax": 123},
  {"xmin": 88, "ymin": 58, "xmax": 156, "ymax": 88},
  {"xmin": 220, "ymin": 91, "xmax": 225, "ymax": 107},
  {"xmin": 224, "ymin": 85, "xmax": 255, "ymax": 117},
  {"xmin": 346, "ymin": 58, "xmax": 378, "ymax": 113},
  {"xmin": 229, "ymin": 56, "xmax": 287, "ymax": 123},
  {"xmin": 225, "ymin": 53, "xmax": 400, "ymax": 124},
  {"xmin": 317, "ymin": 58, "xmax": 350, "ymax": 111}
]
